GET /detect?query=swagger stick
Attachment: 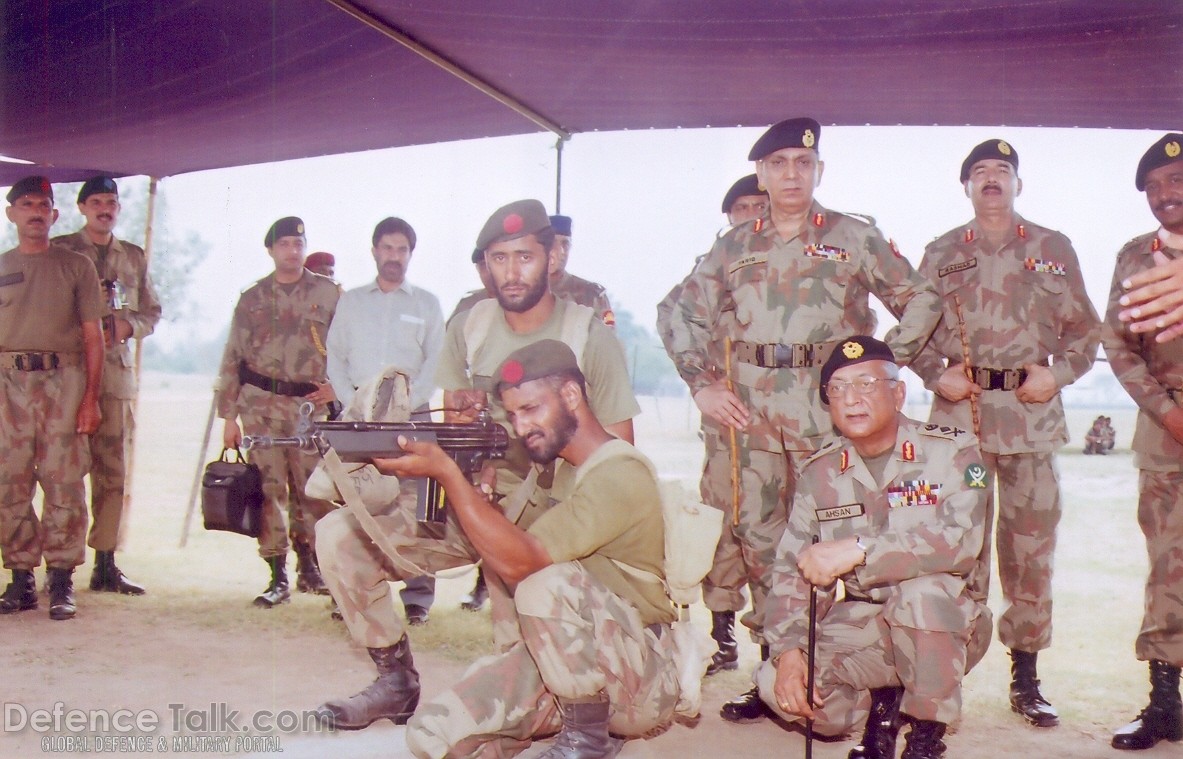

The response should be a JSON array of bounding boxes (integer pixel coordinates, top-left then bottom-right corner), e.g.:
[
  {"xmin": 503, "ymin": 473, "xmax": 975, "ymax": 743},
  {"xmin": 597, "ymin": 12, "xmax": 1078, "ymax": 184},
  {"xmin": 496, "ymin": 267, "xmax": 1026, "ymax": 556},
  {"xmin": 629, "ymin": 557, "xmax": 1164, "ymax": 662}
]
[
  {"xmin": 953, "ymin": 295, "xmax": 981, "ymax": 439},
  {"xmin": 725, "ymin": 337, "xmax": 740, "ymax": 527},
  {"xmin": 805, "ymin": 534, "xmax": 819, "ymax": 759}
]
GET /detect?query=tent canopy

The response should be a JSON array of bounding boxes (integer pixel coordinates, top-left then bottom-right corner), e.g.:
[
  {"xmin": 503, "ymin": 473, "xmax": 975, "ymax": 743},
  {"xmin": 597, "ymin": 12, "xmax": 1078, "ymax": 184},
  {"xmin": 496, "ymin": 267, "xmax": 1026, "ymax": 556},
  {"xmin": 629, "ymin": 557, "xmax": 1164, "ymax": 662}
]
[{"xmin": 2, "ymin": 0, "xmax": 1180, "ymax": 185}]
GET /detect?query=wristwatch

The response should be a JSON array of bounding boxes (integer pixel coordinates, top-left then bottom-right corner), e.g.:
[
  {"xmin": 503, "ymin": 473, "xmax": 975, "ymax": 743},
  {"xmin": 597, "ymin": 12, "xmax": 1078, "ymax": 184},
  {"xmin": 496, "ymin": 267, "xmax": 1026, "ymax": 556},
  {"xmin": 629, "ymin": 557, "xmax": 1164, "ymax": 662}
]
[{"xmin": 854, "ymin": 535, "xmax": 868, "ymax": 566}]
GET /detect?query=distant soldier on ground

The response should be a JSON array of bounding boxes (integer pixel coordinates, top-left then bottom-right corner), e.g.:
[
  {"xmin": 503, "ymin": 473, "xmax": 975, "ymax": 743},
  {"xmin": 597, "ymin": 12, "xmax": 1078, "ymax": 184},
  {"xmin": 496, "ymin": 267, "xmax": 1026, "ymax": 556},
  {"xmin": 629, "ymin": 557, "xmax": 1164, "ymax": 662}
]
[
  {"xmin": 53, "ymin": 176, "xmax": 162, "ymax": 596},
  {"xmin": 657, "ymin": 173, "xmax": 768, "ymax": 676},
  {"xmin": 1101, "ymin": 132, "xmax": 1183, "ymax": 752},
  {"xmin": 215, "ymin": 216, "xmax": 340, "ymax": 607},
  {"xmin": 912, "ymin": 139, "xmax": 1101, "ymax": 728},
  {"xmin": 1083, "ymin": 415, "xmax": 1116, "ymax": 455},
  {"xmin": 0, "ymin": 176, "xmax": 105, "ymax": 621}
]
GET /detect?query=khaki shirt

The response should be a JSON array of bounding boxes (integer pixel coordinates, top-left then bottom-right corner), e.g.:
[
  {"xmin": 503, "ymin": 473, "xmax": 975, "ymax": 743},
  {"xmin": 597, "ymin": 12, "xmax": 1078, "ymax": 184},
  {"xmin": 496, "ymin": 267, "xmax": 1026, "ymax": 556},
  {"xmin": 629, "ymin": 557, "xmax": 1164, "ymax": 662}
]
[
  {"xmin": 529, "ymin": 441, "xmax": 674, "ymax": 626},
  {"xmin": 215, "ymin": 271, "xmax": 339, "ymax": 421},
  {"xmin": 913, "ymin": 216, "xmax": 1101, "ymax": 454},
  {"xmin": 764, "ymin": 417, "xmax": 991, "ymax": 659},
  {"xmin": 665, "ymin": 202, "xmax": 940, "ymax": 453},
  {"xmin": 0, "ymin": 245, "xmax": 105, "ymax": 353},
  {"xmin": 53, "ymin": 231, "xmax": 162, "ymax": 398},
  {"xmin": 1101, "ymin": 232, "xmax": 1183, "ymax": 472}
]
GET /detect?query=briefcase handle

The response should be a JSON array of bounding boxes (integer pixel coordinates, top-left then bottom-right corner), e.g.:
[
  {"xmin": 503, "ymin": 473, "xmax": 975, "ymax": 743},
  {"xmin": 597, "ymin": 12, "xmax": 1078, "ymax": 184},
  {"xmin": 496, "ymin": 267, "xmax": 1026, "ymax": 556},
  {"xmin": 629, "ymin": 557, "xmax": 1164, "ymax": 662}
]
[{"xmin": 218, "ymin": 446, "xmax": 249, "ymax": 464}]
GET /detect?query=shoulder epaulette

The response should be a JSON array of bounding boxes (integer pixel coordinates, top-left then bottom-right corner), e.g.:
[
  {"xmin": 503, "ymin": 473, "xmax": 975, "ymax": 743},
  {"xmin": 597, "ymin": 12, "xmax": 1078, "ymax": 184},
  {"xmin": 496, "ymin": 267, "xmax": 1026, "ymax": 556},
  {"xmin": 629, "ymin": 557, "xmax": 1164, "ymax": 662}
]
[
  {"xmin": 919, "ymin": 422, "xmax": 974, "ymax": 447},
  {"xmin": 836, "ymin": 211, "xmax": 877, "ymax": 227},
  {"xmin": 802, "ymin": 440, "xmax": 843, "ymax": 468}
]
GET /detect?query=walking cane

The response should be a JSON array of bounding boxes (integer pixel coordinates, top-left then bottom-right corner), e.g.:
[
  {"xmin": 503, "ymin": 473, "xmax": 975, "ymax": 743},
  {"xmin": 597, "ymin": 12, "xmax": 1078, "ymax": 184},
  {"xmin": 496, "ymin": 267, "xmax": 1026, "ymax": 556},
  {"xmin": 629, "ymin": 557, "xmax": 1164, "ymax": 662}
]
[
  {"xmin": 806, "ymin": 534, "xmax": 819, "ymax": 759},
  {"xmin": 725, "ymin": 337, "xmax": 740, "ymax": 527},
  {"xmin": 179, "ymin": 393, "xmax": 217, "ymax": 546}
]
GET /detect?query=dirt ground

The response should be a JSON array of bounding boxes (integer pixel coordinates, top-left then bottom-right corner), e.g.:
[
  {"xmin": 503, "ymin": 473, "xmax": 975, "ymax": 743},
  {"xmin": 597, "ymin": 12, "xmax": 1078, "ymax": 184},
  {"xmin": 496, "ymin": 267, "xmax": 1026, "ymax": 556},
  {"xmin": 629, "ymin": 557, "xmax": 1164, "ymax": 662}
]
[{"xmin": 1, "ymin": 374, "xmax": 1178, "ymax": 758}]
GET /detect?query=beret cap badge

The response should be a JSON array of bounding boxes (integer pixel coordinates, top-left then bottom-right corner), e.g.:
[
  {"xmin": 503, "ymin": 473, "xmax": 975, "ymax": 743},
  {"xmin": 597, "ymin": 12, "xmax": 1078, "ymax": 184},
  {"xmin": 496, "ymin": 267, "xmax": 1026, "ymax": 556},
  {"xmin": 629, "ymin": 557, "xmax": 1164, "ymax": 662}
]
[
  {"xmin": 503, "ymin": 213, "xmax": 524, "ymax": 235},
  {"xmin": 500, "ymin": 360, "xmax": 525, "ymax": 385},
  {"xmin": 802, "ymin": 129, "xmax": 816, "ymax": 148},
  {"xmin": 842, "ymin": 341, "xmax": 864, "ymax": 359},
  {"xmin": 1167, "ymin": 141, "xmax": 1181, "ymax": 159},
  {"xmin": 997, "ymin": 141, "xmax": 1012, "ymax": 156}
]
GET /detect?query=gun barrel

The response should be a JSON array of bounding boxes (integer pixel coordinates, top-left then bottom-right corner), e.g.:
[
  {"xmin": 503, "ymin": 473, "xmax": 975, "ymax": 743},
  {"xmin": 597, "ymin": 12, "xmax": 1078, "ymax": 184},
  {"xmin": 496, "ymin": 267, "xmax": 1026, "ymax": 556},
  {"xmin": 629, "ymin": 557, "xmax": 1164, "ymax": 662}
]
[{"xmin": 241, "ymin": 434, "xmax": 319, "ymax": 453}]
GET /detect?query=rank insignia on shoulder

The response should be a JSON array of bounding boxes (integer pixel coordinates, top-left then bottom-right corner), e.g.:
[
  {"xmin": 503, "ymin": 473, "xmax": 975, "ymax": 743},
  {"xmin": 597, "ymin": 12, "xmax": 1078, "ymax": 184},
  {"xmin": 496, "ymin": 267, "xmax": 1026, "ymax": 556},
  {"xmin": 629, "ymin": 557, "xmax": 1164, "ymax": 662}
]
[
  {"xmin": 1017, "ymin": 224, "xmax": 1027, "ymax": 239},
  {"xmin": 1024, "ymin": 258, "xmax": 1066, "ymax": 276},
  {"xmin": 964, "ymin": 228, "xmax": 975, "ymax": 243},
  {"xmin": 901, "ymin": 441, "xmax": 915, "ymax": 461},
  {"xmin": 840, "ymin": 449, "xmax": 851, "ymax": 473},
  {"xmin": 805, "ymin": 244, "xmax": 849, "ymax": 262},
  {"xmin": 754, "ymin": 218, "xmax": 765, "ymax": 233},
  {"xmin": 813, "ymin": 212, "xmax": 825, "ymax": 228},
  {"xmin": 602, "ymin": 309, "xmax": 616, "ymax": 327},
  {"xmin": 964, "ymin": 463, "xmax": 989, "ymax": 489},
  {"xmin": 1152, "ymin": 237, "xmax": 1162, "ymax": 252},
  {"xmin": 887, "ymin": 480, "xmax": 940, "ymax": 508}
]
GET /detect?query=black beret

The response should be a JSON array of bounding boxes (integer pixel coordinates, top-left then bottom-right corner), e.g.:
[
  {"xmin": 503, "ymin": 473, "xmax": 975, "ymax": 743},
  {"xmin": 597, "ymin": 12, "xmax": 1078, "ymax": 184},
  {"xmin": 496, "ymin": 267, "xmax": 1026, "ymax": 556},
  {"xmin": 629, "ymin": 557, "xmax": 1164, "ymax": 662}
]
[
  {"xmin": 960, "ymin": 139, "xmax": 1018, "ymax": 183},
  {"xmin": 721, "ymin": 174, "xmax": 764, "ymax": 214},
  {"xmin": 819, "ymin": 336, "xmax": 897, "ymax": 405},
  {"xmin": 475, "ymin": 199, "xmax": 550, "ymax": 253},
  {"xmin": 264, "ymin": 216, "xmax": 305, "ymax": 248},
  {"xmin": 493, "ymin": 339, "xmax": 582, "ymax": 398},
  {"xmin": 748, "ymin": 117, "xmax": 821, "ymax": 161},
  {"xmin": 549, "ymin": 215, "xmax": 572, "ymax": 236},
  {"xmin": 470, "ymin": 247, "xmax": 484, "ymax": 264},
  {"xmin": 6, "ymin": 175, "xmax": 53, "ymax": 204},
  {"xmin": 78, "ymin": 175, "xmax": 118, "ymax": 204},
  {"xmin": 1135, "ymin": 133, "xmax": 1183, "ymax": 192}
]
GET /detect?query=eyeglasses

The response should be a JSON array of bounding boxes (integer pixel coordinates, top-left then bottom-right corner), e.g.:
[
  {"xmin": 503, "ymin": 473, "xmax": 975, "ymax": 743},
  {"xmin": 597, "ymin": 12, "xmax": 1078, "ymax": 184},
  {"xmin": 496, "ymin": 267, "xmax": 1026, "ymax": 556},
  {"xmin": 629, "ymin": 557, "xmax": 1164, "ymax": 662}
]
[{"xmin": 825, "ymin": 377, "xmax": 897, "ymax": 399}]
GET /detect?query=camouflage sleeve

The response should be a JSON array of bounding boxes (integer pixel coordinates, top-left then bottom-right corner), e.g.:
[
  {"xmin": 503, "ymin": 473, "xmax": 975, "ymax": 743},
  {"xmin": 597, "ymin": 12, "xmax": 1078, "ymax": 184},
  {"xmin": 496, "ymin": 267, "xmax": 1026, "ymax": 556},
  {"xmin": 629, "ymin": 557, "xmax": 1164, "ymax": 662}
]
[
  {"xmin": 855, "ymin": 441, "xmax": 988, "ymax": 588},
  {"xmin": 655, "ymin": 276, "xmax": 688, "ymax": 355},
  {"xmin": 859, "ymin": 227, "xmax": 941, "ymax": 365},
  {"xmin": 1047, "ymin": 235, "xmax": 1101, "ymax": 389},
  {"xmin": 1102, "ymin": 244, "xmax": 1176, "ymax": 424},
  {"xmin": 214, "ymin": 294, "xmax": 250, "ymax": 419},
  {"xmin": 764, "ymin": 468, "xmax": 837, "ymax": 660},
  {"xmin": 909, "ymin": 244, "xmax": 952, "ymax": 389},
  {"xmin": 668, "ymin": 240, "xmax": 727, "ymax": 393},
  {"xmin": 128, "ymin": 252, "xmax": 163, "ymax": 340}
]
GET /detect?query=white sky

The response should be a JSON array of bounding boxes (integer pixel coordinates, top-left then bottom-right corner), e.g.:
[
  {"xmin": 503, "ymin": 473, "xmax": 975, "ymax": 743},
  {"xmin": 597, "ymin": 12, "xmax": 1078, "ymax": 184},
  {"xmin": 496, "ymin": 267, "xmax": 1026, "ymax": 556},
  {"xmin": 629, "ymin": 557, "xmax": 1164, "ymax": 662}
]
[{"xmin": 143, "ymin": 124, "xmax": 1161, "ymax": 349}]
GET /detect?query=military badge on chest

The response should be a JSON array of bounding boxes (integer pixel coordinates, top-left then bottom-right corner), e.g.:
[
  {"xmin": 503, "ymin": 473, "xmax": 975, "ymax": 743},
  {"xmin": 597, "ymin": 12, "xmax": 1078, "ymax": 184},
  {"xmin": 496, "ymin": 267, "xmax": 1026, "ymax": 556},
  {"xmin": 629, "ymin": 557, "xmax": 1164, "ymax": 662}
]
[
  {"xmin": 887, "ymin": 480, "xmax": 941, "ymax": 509},
  {"xmin": 804, "ymin": 244, "xmax": 850, "ymax": 263},
  {"xmin": 1024, "ymin": 258, "xmax": 1066, "ymax": 276}
]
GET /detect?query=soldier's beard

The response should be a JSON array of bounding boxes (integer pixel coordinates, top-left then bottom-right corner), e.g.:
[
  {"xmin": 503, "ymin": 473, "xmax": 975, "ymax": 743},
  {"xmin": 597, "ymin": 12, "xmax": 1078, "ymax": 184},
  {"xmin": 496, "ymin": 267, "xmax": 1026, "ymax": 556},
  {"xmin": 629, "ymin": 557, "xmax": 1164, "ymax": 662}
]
[
  {"xmin": 524, "ymin": 408, "xmax": 578, "ymax": 464},
  {"xmin": 495, "ymin": 273, "xmax": 548, "ymax": 313}
]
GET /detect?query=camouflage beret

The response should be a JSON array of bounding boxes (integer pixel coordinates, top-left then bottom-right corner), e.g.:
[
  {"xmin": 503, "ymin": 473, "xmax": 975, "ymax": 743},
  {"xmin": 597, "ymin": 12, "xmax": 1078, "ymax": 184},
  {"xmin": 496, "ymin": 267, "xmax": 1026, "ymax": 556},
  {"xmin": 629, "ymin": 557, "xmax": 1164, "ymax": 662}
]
[
  {"xmin": 748, "ymin": 117, "xmax": 821, "ymax": 161},
  {"xmin": 1135, "ymin": 133, "xmax": 1183, "ymax": 192},
  {"xmin": 6, "ymin": 175, "xmax": 53, "ymax": 204},
  {"xmin": 493, "ymin": 339, "xmax": 581, "ymax": 399},
  {"xmin": 264, "ymin": 216, "xmax": 305, "ymax": 248},
  {"xmin": 721, "ymin": 174, "xmax": 764, "ymax": 214},
  {"xmin": 960, "ymin": 139, "xmax": 1018, "ymax": 183},
  {"xmin": 476, "ymin": 199, "xmax": 550, "ymax": 253},
  {"xmin": 819, "ymin": 336, "xmax": 896, "ymax": 405},
  {"xmin": 78, "ymin": 175, "xmax": 118, "ymax": 204},
  {"xmin": 303, "ymin": 251, "xmax": 334, "ymax": 269},
  {"xmin": 549, "ymin": 214, "xmax": 572, "ymax": 236}
]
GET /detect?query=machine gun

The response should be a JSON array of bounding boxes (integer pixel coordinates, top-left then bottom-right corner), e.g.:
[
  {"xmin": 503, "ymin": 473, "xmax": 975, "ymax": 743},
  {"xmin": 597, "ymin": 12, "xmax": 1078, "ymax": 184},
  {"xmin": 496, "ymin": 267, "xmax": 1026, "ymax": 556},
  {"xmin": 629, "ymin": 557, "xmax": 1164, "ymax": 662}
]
[{"xmin": 242, "ymin": 402, "xmax": 510, "ymax": 524}]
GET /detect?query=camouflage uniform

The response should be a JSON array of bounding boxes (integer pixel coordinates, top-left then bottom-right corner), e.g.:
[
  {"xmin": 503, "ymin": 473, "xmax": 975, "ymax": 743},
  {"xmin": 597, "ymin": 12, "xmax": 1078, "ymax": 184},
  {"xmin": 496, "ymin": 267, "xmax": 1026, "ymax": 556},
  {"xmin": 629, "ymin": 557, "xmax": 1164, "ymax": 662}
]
[
  {"xmin": 52, "ymin": 231, "xmax": 161, "ymax": 551},
  {"xmin": 214, "ymin": 271, "xmax": 339, "ymax": 558},
  {"xmin": 406, "ymin": 445, "xmax": 679, "ymax": 759},
  {"xmin": 913, "ymin": 216, "xmax": 1100, "ymax": 652},
  {"xmin": 665, "ymin": 203, "xmax": 941, "ymax": 641},
  {"xmin": 658, "ymin": 262, "xmax": 746, "ymax": 614},
  {"xmin": 0, "ymin": 245, "xmax": 105, "ymax": 570},
  {"xmin": 756, "ymin": 417, "xmax": 994, "ymax": 733},
  {"xmin": 551, "ymin": 270, "xmax": 613, "ymax": 327},
  {"xmin": 1102, "ymin": 233, "xmax": 1183, "ymax": 667}
]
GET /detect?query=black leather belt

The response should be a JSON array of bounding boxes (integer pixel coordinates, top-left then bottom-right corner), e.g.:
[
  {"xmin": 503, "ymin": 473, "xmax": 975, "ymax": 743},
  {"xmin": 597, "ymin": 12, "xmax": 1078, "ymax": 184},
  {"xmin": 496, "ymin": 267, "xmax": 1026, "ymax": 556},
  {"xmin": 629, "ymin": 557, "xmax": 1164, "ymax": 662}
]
[
  {"xmin": 844, "ymin": 593, "xmax": 885, "ymax": 605},
  {"xmin": 0, "ymin": 351, "xmax": 61, "ymax": 371},
  {"xmin": 238, "ymin": 362, "xmax": 317, "ymax": 397},
  {"xmin": 967, "ymin": 361, "xmax": 1047, "ymax": 392},
  {"xmin": 733, "ymin": 340, "xmax": 829, "ymax": 369}
]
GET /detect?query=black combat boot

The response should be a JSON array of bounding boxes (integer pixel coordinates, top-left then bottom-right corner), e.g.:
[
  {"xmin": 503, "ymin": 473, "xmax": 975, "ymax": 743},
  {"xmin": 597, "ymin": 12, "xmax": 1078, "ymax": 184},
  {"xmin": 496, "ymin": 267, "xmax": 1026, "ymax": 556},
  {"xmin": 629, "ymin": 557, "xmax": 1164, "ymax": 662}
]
[
  {"xmin": 900, "ymin": 719, "xmax": 947, "ymax": 759},
  {"xmin": 1112, "ymin": 660, "xmax": 1183, "ymax": 750},
  {"xmin": 293, "ymin": 542, "xmax": 328, "ymax": 595},
  {"xmin": 253, "ymin": 555, "xmax": 290, "ymax": 608},
  {"xmin": 705, "ymin": 611, "xmax": 739, "ymax": 676},
  {"xmin": 90, "ymin": 551, "xmax": 145, "ymax": 595},
  {"xmin": 537, "ymin": 693, "xmax": 623, "ymax": 759},
  {"xmin": 1009, "ymin": 649, "xmax": 1059, "ymax": 727},
  {"xmin": 47, "ymin": 567, "xmax": 77, "ymax": 620},
  {"xmin": 0, "ymin": 569, "xmax": 38, "ymax": 613},
  {"xmin": 721, "ymin": 644, "xmax": 772, "ymax": 723},
  {"xmin": 316, "ymin": 635, "xmax": 420, "ymax": 730},
  {"xmin": 459, "ymin": 567, "xmax": 488, "ymax": 611},
  {"xmin": 849, "ymin": 686, "xmax": 905, "ymax": 759}
]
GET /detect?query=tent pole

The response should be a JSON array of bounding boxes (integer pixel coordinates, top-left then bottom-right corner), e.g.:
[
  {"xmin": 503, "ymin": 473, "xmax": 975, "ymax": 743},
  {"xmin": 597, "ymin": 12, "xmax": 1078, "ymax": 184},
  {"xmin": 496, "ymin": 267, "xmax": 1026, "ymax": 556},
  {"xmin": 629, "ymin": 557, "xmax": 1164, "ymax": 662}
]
[
  {"xmin": 555, "ymin": 137, "xmax": 564, "ymax": 213},
  {"xmin": 324, "ymin": 0, "xmax": 570, "ymax": 140}
]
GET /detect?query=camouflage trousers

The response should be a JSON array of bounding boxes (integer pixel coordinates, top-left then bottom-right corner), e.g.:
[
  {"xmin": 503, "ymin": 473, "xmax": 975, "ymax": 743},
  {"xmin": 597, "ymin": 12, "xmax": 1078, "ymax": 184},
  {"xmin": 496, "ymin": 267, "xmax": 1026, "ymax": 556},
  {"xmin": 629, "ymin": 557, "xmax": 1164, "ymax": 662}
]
[
  {"xmin": 241, "ymin": 412, "xmax": 333, "ymax": 558},
  {"xmin": 1135, "ymin": 469, "xmax": 1183, "ymax": 665},
  {"xmin": 87, "ymin": 390, "xmax": 133, "ymax": 552},
  {"xmin": 406, "ymin": 562, "xmax": 680, "ymax": 759},
  {"xmin": 986, "ymin": 451, "xmax": 1060, "ymax": 652},
  {"xmin": 699, "ymin": 429, "xmax": 748, "ymax": 613},
  {"xmin": 729, "ymin": 446, "xmax": 797, "ymax": 643},
  {"xmin": 0, "ymin": 365, "xmax": 89, "ymax": 570},
  {"xmin": 756, "ymin": 575, "xmax": 994, "ymax": 734}
]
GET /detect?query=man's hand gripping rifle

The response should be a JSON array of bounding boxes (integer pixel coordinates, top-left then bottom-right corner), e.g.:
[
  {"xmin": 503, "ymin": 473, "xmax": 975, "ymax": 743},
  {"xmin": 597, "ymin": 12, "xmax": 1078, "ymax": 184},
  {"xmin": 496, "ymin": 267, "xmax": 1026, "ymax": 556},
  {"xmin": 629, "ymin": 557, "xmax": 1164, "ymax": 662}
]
[{"xmin": 242, "ymin": 401, "xmax": 509, "ymax": 524}]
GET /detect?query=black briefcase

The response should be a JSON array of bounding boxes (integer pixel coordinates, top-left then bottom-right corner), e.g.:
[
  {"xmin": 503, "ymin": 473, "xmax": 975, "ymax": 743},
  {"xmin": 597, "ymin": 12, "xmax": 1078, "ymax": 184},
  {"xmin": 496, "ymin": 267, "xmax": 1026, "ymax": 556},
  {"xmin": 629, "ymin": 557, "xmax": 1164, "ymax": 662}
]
[{"xmin": 201, "ymin": 447, "xmax": 264, "ymax": 538}]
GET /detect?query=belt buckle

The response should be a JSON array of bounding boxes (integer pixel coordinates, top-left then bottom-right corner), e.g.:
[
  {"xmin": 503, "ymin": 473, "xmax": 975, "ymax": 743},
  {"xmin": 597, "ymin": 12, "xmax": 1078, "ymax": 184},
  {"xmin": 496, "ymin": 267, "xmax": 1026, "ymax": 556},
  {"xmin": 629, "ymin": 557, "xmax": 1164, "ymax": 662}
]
[
  {"xmin": 1003, "ymin": 369, "xmax": 1022, "ymax": 391},
  {"xmin": 791, "ymin": 343, "xmax": 807, "ymax": 368},
  {"xmin": 973, "ymin": 367, "xmax": 990, "ymax": 389},
  {"xmin": 16, "ymin": 353, "xmax": 46, "ymax": 371},
  {"xmin": 757, "ymin": 344, "xmax": 776, "ymax": 369}
]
